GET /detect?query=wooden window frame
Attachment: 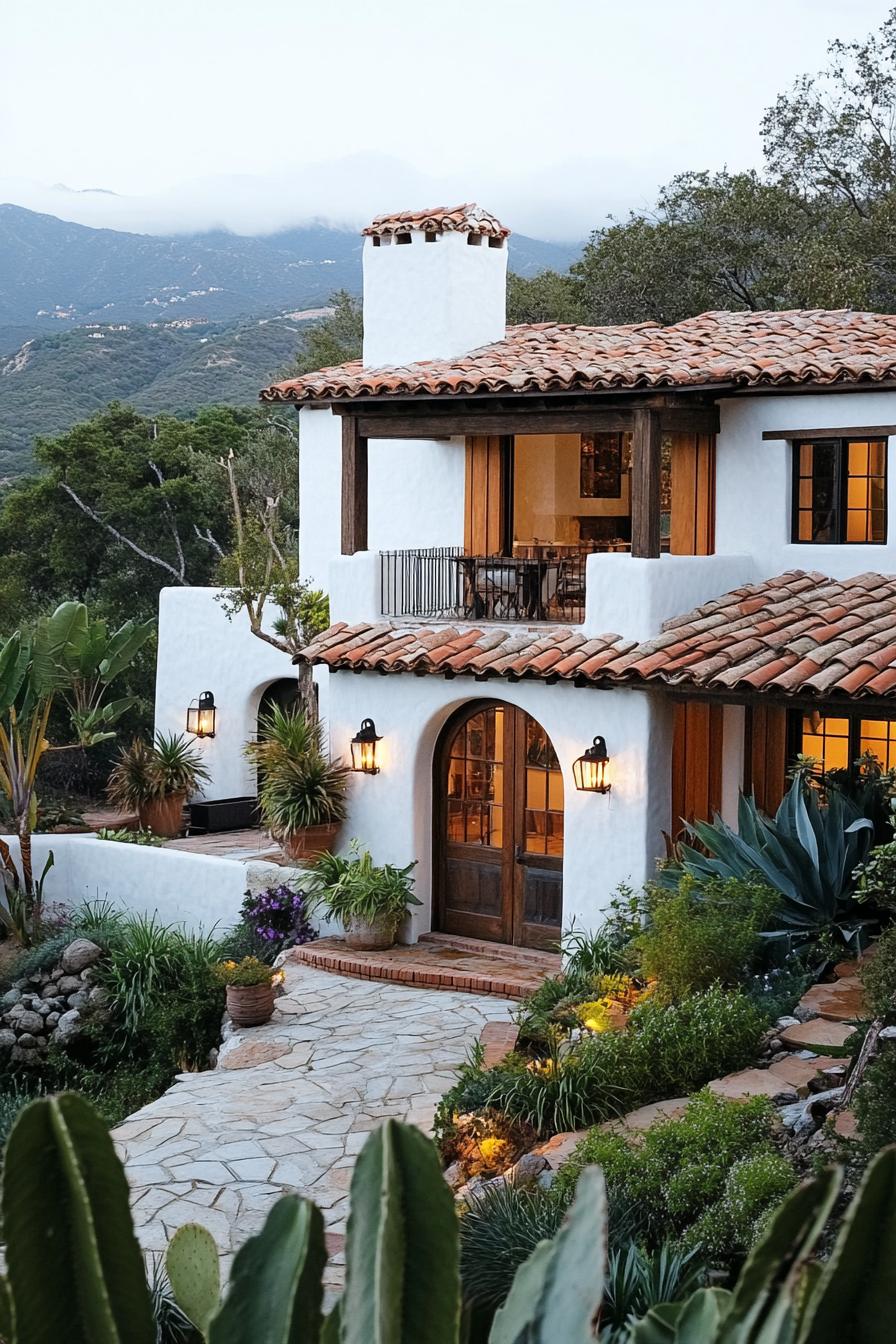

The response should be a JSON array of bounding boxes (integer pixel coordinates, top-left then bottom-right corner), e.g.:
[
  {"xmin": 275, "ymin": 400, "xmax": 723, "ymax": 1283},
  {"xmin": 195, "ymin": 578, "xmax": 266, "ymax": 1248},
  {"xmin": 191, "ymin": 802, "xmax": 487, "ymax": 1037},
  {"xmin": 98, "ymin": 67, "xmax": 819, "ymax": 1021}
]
[
  {"xmin": 790, "ymin": 436, "xmax": 887, "ymax": 545},
  {"xmin": 789, "ymin": 708, "xmax": 896, "ymax": 775}
]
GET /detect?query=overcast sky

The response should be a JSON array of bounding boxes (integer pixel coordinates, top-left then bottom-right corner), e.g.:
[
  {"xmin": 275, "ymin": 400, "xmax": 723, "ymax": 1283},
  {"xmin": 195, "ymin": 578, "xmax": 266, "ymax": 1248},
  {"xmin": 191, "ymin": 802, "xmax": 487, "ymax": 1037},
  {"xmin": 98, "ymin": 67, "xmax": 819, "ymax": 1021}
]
[{"xmin": 1, "ymin": 0, "xmax": 892, "ymax": 239}]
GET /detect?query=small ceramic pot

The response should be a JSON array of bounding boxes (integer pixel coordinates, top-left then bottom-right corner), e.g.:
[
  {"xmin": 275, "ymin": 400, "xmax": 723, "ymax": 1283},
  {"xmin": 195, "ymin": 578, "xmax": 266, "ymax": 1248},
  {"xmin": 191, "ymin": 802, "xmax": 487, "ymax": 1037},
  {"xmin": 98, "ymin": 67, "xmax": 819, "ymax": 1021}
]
[
  {"xmin": 344, "ymin": 914, "xmax": 398, "ymax": 952},
  {"xmin": 138, "ymin": 793, "xmax": 187, "ymax": 839},
  {"xmin": 226, "ymin": 982, "xmax": 275, "ymax": 1027},
  {"xmin": 279, "ymin": 822, "xmax": 341, "ymax": 862}
]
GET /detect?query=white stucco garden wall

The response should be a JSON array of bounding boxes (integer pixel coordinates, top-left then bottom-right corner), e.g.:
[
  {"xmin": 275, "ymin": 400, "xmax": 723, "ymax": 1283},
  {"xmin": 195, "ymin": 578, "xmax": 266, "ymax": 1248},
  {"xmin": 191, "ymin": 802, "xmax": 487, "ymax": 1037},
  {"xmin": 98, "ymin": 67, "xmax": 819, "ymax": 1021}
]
[
  {"xmin": 716, "ymin": 390, "xmax": 896, "ymax": 579},
  {"xmin": 154, "ymin": 587, "xmax": 296, "ymax": 801},
  {"xmin": 0, "ymin": 835, "xmax": 296, "ymax": 935},
  {"xmin": 583, "ymin": 553, "xmax": 758, "ymax": 642},
  {"xmin": 321, "ymin": 669, "xmax": 674, "ymax": 941}
]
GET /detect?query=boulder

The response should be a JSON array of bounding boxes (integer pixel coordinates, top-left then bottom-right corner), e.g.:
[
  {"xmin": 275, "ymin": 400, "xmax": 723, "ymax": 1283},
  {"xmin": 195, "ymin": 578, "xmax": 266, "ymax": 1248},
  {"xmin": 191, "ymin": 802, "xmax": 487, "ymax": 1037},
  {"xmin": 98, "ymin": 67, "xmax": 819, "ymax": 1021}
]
[
  {"xmin": 1, "ymin": 987, "xmax": 22, "ymax": 1010},
  {"xmin": 0, "ymin": 1028, "xmax": 15, "ymax": 1054},
  {"xmin": 15, "ymin": 1009, "xmax": 44, "ymax": 1035},
  {"xmin": 56, "ymin": 975, "xmax": 84, "ymax": 996},
  {"xmin": 60, "ymin": 939, "xmax": 102, "ymax": 974},
  {"xmin": 66, "ymin": 990, "xmax": 90, "ymax": 1011},
  {"xmin": 506, "ymin": 1153, "xmax": 550, "ymax": 1188},
  {"xmin": 16, "ymin": 1033, "xmax": 38, "ymax": 1050},
  {"xmin": 443, "ymin": 1161, "xmax": 465, "ymax": 1191},
  {"xmin": 54, "ymin": 1008, "xmax": 83, "ymax": 1044}
]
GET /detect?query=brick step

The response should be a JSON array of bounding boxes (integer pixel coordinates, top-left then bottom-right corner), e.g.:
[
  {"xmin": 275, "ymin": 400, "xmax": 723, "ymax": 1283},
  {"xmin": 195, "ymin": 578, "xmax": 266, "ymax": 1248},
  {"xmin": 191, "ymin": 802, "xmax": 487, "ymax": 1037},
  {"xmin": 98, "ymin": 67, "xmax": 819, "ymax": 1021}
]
[
  {"xmin": 291, "ymin": 937, "xmax": 550, "ymax": 999},
  {"xmin": 418, "ymin": 931, "xmax": 561, "ymax": 972}
]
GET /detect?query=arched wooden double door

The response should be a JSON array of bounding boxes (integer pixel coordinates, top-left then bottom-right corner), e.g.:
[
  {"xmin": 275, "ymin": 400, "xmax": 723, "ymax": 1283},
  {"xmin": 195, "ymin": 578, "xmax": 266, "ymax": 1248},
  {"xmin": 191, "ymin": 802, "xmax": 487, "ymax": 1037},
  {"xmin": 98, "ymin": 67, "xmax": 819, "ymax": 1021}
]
[{"xmin": 434, "ymin": 702, "xmax": 563, "ymax": 949}]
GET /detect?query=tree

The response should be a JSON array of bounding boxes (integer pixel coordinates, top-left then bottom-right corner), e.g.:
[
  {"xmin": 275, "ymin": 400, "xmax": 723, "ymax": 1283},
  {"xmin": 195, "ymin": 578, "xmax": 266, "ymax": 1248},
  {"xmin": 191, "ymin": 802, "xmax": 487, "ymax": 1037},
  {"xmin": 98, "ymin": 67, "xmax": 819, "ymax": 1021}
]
[
  {"xmin": 283, "ymin": 289, "xmax": 362, "ymax": 377},
  {"xmin": 506, "ymin": 268, "xmax": 584, "ymax": 324},
  {"xmin": 212, "ymin": 419, "xmax": 328, "ymax": 717}
]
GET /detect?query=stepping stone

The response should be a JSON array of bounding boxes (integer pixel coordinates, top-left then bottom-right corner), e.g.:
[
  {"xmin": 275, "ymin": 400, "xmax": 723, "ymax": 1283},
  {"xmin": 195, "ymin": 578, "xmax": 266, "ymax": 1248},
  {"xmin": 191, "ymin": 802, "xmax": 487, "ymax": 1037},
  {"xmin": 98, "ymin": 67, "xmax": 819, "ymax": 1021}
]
[
  {"xmin": 832, "ymin": 1109, "xmax": 860, "ymax": 1140},
  {"xmin": 530, "ymin": 1129, "xmax": 590, "ymax": 1168},
  {"xmin": 797, "ymin": 980, "xmax": 867, "ymax": 1023},
  {"xmin": 833, "ymin": 960, "xmax": 860, "ymax": 979},
  {"xmin": 619, "ymin": 1097, "xmax": 690, "ymax": 1131},
  {"xmin": 767, "ymin": 1054, "xmax": 842, "ymax": 1095},
  {"xmin": 708, "ymin": 1069, "xmax": 797, "ymax": 1103},
  {"xmin": 779, "ymin": 1019, "xmax": 855, "ymax": 1053}
]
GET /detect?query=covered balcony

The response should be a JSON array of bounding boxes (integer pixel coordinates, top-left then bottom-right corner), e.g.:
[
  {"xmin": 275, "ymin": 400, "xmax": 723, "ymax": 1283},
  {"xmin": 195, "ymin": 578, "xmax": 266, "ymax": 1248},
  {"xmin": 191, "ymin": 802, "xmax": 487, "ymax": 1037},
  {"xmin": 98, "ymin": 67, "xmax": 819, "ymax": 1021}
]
[{"xmin": 338, "ymin": 395, "xmax": 720, "ymax": 626}]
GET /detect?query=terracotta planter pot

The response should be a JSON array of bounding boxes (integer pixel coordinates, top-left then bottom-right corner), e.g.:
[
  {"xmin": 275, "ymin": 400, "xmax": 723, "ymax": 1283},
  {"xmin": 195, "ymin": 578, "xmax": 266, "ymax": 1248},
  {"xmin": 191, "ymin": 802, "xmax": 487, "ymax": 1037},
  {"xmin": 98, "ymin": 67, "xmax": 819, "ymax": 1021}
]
[
  {"xmin": 344, "ymin": 914, "xmax": 399, "ymax": 952},
  {"xmin": 138, "ymin": 793, "xmax": 187, "ymax": 839},
  {"xmin": 226, "ymin": 982, "xmax": 275, "ymax": 1027},
  {"xmin": 279, "ymin": 822, "xmax": 341, "ymax": 862}
]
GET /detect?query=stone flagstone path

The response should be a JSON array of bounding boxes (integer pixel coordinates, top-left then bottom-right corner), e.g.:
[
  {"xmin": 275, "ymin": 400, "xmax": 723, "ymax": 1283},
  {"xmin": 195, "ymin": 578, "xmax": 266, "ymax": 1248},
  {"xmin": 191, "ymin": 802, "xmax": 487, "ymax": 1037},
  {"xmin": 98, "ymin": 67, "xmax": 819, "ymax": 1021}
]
[{"xmin": 114, "ymin": 960, "xmax": 515, "ymax": 1290}]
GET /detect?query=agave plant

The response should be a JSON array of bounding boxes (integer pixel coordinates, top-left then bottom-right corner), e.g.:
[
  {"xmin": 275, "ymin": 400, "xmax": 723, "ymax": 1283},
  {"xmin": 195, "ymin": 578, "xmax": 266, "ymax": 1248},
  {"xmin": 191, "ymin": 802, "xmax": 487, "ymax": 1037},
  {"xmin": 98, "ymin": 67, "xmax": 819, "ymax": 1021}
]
[{"xmin": 661, "ymin": 776, "xmax": 874, "ymax": 948}]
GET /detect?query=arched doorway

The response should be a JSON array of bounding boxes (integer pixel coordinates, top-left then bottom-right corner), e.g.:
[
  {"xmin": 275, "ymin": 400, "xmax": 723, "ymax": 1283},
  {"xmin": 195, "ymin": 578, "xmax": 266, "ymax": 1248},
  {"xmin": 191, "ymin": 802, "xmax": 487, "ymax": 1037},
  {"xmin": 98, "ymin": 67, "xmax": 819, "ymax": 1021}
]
[
  {"xmin": 434, "ymin": 701, "xmax": 563, "ymax": 949},
  {"xmin": 257, "ymin": 678, "xmax": 304, "ymax": 727}
]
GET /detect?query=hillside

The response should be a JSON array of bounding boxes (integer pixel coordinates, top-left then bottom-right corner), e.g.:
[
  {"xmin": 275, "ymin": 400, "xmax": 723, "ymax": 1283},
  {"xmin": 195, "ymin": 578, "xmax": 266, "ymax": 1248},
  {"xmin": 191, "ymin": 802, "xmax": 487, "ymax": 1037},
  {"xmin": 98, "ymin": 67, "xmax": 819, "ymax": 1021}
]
[
  {"xmin": 0, "ymin": 204, "xmax": 580, "ymax": 350},
  {"xmin": 0, "ymin": 314, "xmax": 313, "ymax": 476}
]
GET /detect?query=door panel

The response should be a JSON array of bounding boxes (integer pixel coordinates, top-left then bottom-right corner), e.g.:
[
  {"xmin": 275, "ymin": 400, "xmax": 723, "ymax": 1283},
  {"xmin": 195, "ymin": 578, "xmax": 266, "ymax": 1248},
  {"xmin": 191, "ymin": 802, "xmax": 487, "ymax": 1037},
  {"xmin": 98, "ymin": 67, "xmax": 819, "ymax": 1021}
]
[
  {"xmin": 464, "ymin": 436, "xmax": 509, "ymax": 555},
  {"xmin": 669, "ymin": 432, "xmax": 716, "ymax": 555},
  {"xmin": 436, "ymin": 702, "xmax": 563, "ymax": 948}
]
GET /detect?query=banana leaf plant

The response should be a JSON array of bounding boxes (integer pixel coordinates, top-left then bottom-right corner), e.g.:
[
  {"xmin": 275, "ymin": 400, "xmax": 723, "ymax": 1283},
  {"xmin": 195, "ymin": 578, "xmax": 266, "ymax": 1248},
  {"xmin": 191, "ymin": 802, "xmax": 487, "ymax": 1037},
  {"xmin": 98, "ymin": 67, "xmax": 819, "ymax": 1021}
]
[
  {"xmin": 0, "ymin": 602, "xmax": 150, "ymax": 943},
  {"xmin": 660, "ymin": 776, "xmax": 875, "ymax": 949},
  {"xmin": 55, "ymin": 608, "xmax": 154, "ymax": 748}
]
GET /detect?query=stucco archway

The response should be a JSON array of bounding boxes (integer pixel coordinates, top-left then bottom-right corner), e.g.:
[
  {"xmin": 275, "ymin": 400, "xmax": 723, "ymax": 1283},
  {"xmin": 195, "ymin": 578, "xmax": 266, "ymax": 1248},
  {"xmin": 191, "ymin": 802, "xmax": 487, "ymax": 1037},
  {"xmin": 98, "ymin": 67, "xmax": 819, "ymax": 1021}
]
[{"xmin": 432, "ymin": 699, "xmax": 563, "ymax": 949}]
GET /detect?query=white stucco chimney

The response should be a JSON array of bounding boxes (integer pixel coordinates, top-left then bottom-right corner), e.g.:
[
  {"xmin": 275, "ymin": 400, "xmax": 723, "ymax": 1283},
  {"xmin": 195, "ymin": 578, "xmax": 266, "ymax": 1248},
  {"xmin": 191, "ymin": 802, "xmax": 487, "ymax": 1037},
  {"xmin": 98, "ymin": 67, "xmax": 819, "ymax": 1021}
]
[{"xmin": 361, "ymin": 203, "xmax": 508, "ymax": 367}]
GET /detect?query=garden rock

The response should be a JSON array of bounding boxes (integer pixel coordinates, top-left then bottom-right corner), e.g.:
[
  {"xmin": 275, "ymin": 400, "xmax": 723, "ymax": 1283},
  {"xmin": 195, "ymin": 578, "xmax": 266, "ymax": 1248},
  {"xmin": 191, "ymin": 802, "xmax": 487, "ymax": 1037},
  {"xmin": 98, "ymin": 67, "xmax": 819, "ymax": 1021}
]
[
  {"xmin": 15, "ymin": 1009, "xmax": 44, "ymax": 1035},
  {"xmin": 530, "ymin": 1129, "xmax": 590, "ymax": 1169},
  {"xmin": 443, "ymin": 1161, "xmax": 465, "ymax": 1191},
  {"xmin": 775, "ymin": 1016, "xmax": 800, "ymax": 1030},
  {"xmin": 55, "ymin": 1008, "xmax": 83, "ymax": 1044},
  {"xmin": 0, "ymin": 937, "xmax": 109, "ymax": 1055},
  {"xmin": 60, "ymin": 938, "xmax": 102, "ymax": 974},
  {"xmin": 506, "ymin": 1153, "xmax": 549, "ymax": 1187},
  {"xmin": 779, "ymin": 1019, "xmax": 854, "ymax": 1052}
]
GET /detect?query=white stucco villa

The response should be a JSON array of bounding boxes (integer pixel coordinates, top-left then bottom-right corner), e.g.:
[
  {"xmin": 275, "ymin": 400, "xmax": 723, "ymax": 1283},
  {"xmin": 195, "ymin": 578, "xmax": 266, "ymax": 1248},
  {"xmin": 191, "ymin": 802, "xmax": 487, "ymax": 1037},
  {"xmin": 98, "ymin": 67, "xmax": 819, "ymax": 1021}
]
[{"xmin": 156, "ymin": 202, "xmax": 896, "ymax": 950}]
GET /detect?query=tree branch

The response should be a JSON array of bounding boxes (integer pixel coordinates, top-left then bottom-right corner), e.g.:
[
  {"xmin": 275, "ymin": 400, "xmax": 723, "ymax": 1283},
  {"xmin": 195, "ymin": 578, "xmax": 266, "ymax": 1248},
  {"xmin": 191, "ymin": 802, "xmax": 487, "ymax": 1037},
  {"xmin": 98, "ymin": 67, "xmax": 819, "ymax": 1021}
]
[{"xmin": 59, "ymin": 483, "xmax": 187, "ymax": 584}]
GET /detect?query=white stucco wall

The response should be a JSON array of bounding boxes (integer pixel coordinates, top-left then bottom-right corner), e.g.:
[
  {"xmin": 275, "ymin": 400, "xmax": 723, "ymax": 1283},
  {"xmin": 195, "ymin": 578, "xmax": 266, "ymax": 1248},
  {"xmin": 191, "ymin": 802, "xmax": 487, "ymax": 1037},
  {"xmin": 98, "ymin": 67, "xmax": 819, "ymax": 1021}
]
[
  {"xmin": 362, "ymin": 229, "xmax": 506, "ymax": 367},
  {"xmin": 154, "ymin": 587, "xmax": 296, "ymax": 800},
  {"xmin": 583, "ymin": 552, "xmax": 757, "ymax": 642},
  {"xmin": 299, "ymin": 406, "xmax": 342, "ymax": 591},
  {"xmin": 0, "ymin": 834, "xmax": 298, "ymax": 935},
  {"xmin": 322, "ymin": 669, "xmax": 673, "ymax": 940},
  {"xmin": 716, "ymin": 390, "xmax": 896, "ymax": 577},
  {"xmin": 368, "ymin": 437, "xmax": 466, "ymax": 552}
]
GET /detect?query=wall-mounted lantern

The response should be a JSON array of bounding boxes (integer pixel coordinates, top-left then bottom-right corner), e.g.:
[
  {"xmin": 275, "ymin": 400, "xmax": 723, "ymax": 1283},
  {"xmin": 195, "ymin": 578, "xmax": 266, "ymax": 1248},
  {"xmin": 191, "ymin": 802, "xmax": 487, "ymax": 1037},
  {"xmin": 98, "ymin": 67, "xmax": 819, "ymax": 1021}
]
[
  {"xmin": 350, "ymin": 718, "xmax": 382, "ymax": 775},
  {"xmin": 186, "ymin": 691, "xmax": 216, "ymax": 739},
  {"xmin": 573, "ymin": 735, "xmax": 611, "ymax": 794}
]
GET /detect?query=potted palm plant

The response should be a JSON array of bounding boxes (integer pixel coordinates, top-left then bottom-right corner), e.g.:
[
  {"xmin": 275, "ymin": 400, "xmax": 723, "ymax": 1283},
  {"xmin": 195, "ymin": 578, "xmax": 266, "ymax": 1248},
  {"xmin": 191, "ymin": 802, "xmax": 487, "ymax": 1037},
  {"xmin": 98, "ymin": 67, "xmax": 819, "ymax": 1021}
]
[
  {"xmin": 214, "ymin": 956, "xmax": 282, "ymax": 1027},
  {"xmin": 311, "ymin": 843, "xmax": 420, "ymax": 950},
  {"xmin": 106, "ymin": 733, "xmax": 210, "ymax": 838},
  {"xmin": 245, "ymin": 706, "xmax": 349, "ymax": 861}
]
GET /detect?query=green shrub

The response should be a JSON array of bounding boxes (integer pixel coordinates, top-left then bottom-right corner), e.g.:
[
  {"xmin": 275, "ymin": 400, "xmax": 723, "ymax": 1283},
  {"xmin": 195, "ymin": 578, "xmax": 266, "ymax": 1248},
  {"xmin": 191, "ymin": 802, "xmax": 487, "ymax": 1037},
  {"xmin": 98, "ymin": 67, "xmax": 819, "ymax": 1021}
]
[
  {"xmin": 636, "ymin": 875, "xmax": 777, "ymax": 1002},
  {"xmin": 855, "ymin": 1048, "xmax": 896, "ymax": 1152},
  {"xmin": 860, "ymin": 924, "xmax": 896, "ymax": 1022},
  {"xmin": 0, "ymin": 1079, "xmax": 43, "ymax": 1153},
  {"xmin": 683, "ymin": 1150, "xmax": 799, "ymax": 1261},
  {"xmin": 453, "ymin": 987, "xmax": 766, "ymax": 1138},
  {"xmin": 96, "ymin": 915, "xmax": 222, "ymax": 1037},
  {"xmin": 553, "ymin": 1091, "xmax": 796, "ymax": 1267},
  {"xmin": 854, "ymin": 839, "xmax": 896, "ymax": 913}
]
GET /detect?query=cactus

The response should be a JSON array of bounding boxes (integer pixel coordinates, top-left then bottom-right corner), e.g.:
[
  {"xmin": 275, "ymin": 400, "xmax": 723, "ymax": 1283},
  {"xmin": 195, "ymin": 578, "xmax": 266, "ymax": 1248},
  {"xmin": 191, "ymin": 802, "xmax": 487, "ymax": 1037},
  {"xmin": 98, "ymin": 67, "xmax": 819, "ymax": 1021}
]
[
  {"xmin": 0, "ymin": 1093, "xmax": 894, "ymax": 1344},
  {"xmin": 489, "ymin": 1167, "xmax": 606, "ymax": 1344},
  {"xmin": 208, "ymin": 1195, "xmax": 326, "ymax": 1344},
  {"xmin": 342, "ymin": 1116, "xmax": 461, "ymax": 1344},
  {"xmin": 2, "ymin": 1093, "xmax": 155, "ymax": 1344},
  {"xmin": 166, "ymin": 1223, "xmax": 221, "ymax": 1337}
]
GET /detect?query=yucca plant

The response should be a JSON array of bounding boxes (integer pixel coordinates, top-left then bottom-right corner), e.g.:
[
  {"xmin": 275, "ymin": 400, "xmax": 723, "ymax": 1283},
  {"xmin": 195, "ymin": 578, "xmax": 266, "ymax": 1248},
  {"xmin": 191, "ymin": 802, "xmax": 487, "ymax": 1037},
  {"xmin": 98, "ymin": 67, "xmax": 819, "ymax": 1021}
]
[
  {"xmin": 246, "ymin": 706, "xmax": 349, "ymax": 836},
  {"xmin": 661, "ymin": 776, "xmax": 875, "ymax": 948},
  {"xmin": 107, "ymin": 734, "xmax": 210, "ymax": 836}
]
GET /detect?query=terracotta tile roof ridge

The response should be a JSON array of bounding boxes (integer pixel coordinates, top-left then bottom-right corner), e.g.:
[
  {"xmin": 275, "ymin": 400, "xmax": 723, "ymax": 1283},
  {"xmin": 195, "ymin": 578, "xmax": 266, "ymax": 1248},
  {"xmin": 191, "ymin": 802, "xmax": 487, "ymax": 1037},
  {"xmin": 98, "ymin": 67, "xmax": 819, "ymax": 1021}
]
[
  {"xmin": 262, "ymin": 307, "xmax": 896, "ymax": 403},
  {"xmin": 362, "ymin": 204, "xmax": 510, "ymax": 238}
]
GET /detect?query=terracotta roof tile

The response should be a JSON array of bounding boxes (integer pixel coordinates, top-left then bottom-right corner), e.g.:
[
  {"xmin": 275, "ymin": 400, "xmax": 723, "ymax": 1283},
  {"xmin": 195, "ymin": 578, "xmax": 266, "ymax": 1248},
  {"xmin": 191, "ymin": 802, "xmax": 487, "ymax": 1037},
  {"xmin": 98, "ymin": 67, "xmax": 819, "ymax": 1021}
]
[
  {"xmin": 261, "ymin": 310, "xmax": 896, "ymax": 403},
  {"xmin": 298, "ymin": 570, "xmax": 896, "ymax": 701},
  {"xmin": 362, "ymin": 203, "xmax": 509, "ymax": 238}
]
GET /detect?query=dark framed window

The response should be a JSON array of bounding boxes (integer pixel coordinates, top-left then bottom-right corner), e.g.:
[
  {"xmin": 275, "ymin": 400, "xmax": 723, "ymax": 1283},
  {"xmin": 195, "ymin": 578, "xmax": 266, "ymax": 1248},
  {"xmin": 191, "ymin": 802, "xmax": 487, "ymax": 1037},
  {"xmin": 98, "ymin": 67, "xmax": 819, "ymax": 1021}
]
[
  {"xmin": 792, "ymin": 437, "xmax": 887, "ymax": 544},
  {"xmin": 580, "ymin": 432, "xmax": 623, "ymax": 498},
  {"xmin": 791, "ymin": 709, "xmax": 896, "ymax": 775}
]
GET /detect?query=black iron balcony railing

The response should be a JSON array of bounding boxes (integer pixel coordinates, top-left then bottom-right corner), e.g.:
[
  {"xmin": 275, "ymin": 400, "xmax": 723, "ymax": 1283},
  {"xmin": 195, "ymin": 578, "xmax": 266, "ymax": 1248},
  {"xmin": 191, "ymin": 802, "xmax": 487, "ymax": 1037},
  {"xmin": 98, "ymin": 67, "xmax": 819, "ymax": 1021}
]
[{"xmin": 379, "ymin": 547, "xmax": 589, "ymax": 624}]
